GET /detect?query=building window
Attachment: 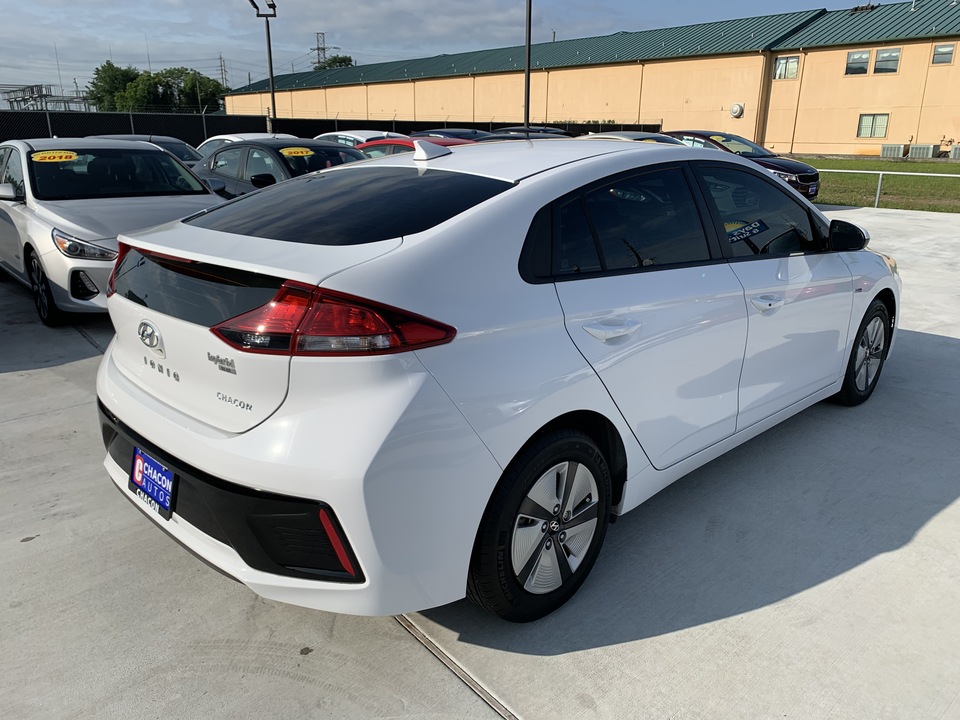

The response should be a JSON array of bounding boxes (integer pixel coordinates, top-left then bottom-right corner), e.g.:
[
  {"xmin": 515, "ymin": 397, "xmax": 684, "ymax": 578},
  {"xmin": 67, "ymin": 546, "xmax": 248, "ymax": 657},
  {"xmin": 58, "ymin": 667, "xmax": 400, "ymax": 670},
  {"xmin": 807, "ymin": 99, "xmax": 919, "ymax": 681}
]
[
  {"xmin": 874, "ymin": 48, "xmax": 901, "ymax": 73},
  {"xmin": 933, "ymin": 44, "xmax": 955, "ymax": 65},
  {"xmin": 774, "ymin": 56, "xmax": 799, "ymax": 79},
  {"xmin": 857, "ymin": 114, "xmax": 889, "ymax": 138},
  {"xmin": 845, "ymin": 50, "xmax": 870, "ymax": 74}
]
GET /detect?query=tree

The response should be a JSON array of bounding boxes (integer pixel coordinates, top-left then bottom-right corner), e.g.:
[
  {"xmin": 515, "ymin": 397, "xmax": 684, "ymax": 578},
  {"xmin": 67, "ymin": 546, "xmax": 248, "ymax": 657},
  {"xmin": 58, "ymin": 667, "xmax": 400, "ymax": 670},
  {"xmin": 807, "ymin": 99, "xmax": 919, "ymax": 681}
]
[
  {"xmin": 93, "ymin": 64, "xmax": 226, "ymax": 113},
  {"xmin": 313, "ymin": 54, "xmax": 355, "ymax": 71},
  {"xmin": 113, "ymin": 71, "xmax": 173, "ymax": 112},
  {"xmin": 87, "ymin": 61, "xmax": 142, "ymax": 111}
]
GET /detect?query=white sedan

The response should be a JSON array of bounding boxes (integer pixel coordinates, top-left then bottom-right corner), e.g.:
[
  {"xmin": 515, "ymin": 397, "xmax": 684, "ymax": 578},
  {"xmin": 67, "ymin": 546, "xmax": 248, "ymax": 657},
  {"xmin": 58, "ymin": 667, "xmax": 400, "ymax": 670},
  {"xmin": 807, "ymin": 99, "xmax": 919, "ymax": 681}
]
[
  {"xmin": 97, "ymin": 139, "xmax": 900, "ymax": 622},
  {"xmin": 0, "ymin": 139, "xmax": 224, "ymax": 325}
]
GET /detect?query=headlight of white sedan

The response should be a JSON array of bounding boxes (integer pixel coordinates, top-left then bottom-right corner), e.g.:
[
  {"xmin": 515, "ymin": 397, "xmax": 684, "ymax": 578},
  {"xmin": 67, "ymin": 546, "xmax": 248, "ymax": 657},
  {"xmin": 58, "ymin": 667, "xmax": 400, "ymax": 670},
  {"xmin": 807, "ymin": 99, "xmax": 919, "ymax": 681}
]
[{"xmin": 52, "ymin": 228, "xmax": 118, "ymax": 261}]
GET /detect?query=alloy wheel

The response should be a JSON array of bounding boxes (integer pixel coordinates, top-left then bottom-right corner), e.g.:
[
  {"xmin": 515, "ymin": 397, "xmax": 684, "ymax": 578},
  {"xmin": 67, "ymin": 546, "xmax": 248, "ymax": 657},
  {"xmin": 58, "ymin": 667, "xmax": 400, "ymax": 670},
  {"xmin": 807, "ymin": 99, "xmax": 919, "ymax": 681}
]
[{"xmin": 511, "ymin": 460, "xmax": 600, "ymax": 594}]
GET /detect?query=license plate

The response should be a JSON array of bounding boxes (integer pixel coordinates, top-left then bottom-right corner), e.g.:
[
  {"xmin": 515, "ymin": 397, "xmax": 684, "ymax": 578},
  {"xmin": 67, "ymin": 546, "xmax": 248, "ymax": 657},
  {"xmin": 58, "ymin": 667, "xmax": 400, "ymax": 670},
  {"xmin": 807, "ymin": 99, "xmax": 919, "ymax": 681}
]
[
  {"xmin": 808, "ymin": 183, "xmax": 818, "ymax": 195},
  {"xmin": 129, "ymin": 447, "xmax": 176, "ymax": 520}
]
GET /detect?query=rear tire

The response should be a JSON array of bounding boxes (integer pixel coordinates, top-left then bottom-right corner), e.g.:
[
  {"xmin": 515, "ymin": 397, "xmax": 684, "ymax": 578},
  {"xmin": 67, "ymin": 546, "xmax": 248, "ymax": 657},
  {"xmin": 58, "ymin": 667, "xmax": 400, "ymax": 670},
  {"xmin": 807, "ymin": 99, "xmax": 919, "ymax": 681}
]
[
  {"xmin": 467, "ymin": 430, "xmax": 611, "ymax": 622},
  {"xmin": 835, "ymin": 299, "xmax": 889, "ymax": 406}
]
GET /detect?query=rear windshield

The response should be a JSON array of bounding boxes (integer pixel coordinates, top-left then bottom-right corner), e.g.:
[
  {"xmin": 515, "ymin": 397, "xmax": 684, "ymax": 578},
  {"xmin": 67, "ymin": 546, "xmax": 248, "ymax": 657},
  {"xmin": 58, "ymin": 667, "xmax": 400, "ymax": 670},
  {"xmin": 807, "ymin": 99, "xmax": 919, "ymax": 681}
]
[
  {"xmin": 185, "ymin": 166, "xmax": 513, "ymax": 245},
  {"xmin": 28, "ymin": 147, "xmax": 208, "ymax": 200},
  {"xmin": 155, "ymin": 141, "xmax": 203, "ymax": 163}
]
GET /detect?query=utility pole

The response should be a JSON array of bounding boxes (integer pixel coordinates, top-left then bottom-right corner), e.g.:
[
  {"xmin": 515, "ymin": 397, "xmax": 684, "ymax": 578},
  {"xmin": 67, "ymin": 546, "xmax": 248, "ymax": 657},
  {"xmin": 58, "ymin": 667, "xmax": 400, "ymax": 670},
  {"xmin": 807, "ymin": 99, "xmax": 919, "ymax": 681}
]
[
  {"xmin": 312, "ymin": 32, "xmax": 340, "ymax": 66},
  {"xmin": 219, "ymin": 54, "xmax": 228, "ymax": 88}
]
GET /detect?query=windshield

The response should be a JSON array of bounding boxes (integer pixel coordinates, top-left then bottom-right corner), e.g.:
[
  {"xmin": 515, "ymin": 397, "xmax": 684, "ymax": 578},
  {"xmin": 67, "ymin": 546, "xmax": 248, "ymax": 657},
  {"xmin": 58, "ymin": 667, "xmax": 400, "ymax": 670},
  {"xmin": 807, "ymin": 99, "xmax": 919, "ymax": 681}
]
[
  {"xmin": 28, "ymin": 147, "xmax": 208, "ymax": 200},
  {"xmin": 707, "ymin": 133, "xmax": 775, "ymax": 158},
  {"xmin": 276, "ymin": 146, "xmax": 365, "ymax": 177}
]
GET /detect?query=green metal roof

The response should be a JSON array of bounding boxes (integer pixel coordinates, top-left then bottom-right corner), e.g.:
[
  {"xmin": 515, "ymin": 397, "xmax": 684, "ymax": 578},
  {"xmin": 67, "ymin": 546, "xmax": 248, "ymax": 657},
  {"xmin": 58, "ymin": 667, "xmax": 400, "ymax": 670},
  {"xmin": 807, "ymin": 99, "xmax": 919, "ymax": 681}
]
[
  {"xmin": 228, "ymin": 9, "xmax": 825, "ymax": 95},
  {"xmin": 772, "ymin": 1, "xmax": 960, "ymax": 50}
]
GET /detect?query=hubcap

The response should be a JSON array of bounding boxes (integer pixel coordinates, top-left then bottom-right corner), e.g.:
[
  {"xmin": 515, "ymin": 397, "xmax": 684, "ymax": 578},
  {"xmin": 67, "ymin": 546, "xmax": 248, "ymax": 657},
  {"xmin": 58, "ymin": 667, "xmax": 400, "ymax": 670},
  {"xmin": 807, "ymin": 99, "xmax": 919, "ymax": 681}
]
[
  {"xmin": 854, "ymin": 317, "xmax": 885, "ymax": 392},
  {"xmin": 511, "ymin": 460, "xmax": 600, "ymax": 595}
]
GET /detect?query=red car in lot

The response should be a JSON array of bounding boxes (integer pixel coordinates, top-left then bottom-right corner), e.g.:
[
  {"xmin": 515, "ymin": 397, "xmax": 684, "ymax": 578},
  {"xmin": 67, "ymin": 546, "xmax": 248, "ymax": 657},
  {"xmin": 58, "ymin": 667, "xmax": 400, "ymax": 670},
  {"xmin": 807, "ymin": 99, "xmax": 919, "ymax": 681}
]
[{"xmin": 356, "ymin": 137, "xmax": 475, "ymax": 158}]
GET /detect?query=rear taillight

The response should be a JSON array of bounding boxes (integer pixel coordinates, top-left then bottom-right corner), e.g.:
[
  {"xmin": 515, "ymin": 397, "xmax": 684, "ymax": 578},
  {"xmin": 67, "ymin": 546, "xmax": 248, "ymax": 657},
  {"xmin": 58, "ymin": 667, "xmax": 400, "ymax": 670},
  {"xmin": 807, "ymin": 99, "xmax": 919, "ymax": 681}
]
[
  {"xmin": 106, "ymin": 242, "xmax": 132, "ymax": 297},
  {"xmin": 212, "ymin": 283, "xmax": 455, "ymax": 356}
]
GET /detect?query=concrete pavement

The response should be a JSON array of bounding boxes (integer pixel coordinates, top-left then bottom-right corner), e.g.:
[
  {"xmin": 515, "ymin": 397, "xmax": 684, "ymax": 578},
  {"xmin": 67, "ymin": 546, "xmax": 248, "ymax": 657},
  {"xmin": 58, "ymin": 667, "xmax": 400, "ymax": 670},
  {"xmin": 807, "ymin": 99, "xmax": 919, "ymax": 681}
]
[{"xmin": 1, "ymin": 206, "xmax": 958, "ymax": 719}]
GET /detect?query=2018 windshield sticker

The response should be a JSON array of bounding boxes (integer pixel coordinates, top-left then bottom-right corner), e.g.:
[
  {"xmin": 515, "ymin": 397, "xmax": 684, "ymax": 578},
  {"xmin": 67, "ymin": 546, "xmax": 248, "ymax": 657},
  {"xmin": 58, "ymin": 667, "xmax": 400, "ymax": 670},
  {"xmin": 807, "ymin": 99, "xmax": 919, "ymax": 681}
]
[
  {"xmin": 725, "ymin": 219, "xmax": 769, "ymax": 244},
  {"xmin": 31, "ymin": 151, "xmax": 78, "ymax": 163},
  {"xmin": 279, "ymin": 147, "xmax": 315, "ymax": 157}
]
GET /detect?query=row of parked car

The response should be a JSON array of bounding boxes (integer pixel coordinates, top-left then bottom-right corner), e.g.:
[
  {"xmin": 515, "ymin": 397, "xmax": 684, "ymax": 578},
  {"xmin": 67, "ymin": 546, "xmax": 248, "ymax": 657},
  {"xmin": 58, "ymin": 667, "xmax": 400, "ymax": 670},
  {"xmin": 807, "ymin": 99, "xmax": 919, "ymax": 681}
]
[
  {"xmin": 0, "ymin": 127, "xmax": 821, "ymax": 326},
  {"xmin": 0, "ymin": 120, "xmax": 899, "ymax": 624}
]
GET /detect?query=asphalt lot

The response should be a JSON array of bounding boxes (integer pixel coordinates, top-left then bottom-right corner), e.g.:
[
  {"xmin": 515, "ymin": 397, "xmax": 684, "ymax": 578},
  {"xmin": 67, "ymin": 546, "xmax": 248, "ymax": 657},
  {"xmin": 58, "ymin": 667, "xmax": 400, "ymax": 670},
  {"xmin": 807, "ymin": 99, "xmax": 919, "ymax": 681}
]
[{"xmin": 1, "ymin": 206, "xmax": 958, "ymax": 720}]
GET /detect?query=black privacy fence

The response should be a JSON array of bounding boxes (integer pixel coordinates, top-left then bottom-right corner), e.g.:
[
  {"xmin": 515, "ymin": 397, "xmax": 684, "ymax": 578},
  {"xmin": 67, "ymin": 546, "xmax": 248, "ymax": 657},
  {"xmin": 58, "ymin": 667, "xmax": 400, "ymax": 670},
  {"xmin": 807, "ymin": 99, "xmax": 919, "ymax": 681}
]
[{"xmin": 1, "ymin": 110, "xmax": 661, "ymax": 146}]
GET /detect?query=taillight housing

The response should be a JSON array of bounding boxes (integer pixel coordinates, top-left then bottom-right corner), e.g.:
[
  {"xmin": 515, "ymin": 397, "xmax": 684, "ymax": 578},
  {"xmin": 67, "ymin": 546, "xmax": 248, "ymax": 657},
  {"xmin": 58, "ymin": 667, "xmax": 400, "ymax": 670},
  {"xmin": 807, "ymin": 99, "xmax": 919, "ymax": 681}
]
[
  {"xmin": 212, "ymin": 281, "xmax": 456, "ymax": 356},
  {"xmin": 106, "ymin": 242, "xmax": 132, "ymax": 297}
]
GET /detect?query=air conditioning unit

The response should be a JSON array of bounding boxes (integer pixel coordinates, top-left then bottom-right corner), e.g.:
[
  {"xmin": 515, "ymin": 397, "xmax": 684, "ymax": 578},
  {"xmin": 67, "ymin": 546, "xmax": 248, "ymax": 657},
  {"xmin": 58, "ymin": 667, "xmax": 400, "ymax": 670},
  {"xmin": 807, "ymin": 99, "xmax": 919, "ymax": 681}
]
[
  {"xmin": 951, "ymin": 145, "xmax": 960, "ymax": 160},
  {"xmin": 881, "ymin": 144, "xmax": 909, "ymax": 157},
  {"xmin": 908, "ymin": 144, "xmax": 940, "ymax": 159}
]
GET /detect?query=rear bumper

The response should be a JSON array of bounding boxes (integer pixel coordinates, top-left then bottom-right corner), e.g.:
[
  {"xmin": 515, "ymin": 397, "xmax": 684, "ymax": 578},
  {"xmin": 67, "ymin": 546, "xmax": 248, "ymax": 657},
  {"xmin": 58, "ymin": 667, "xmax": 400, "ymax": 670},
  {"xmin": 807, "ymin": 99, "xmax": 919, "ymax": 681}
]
[
  {"xmin": 100, "ymin": 400, "xmax": 363, "ymax": 583},
  {"xmin": 96, "ymin": 340, "xmax": 503, "ymax": 616}
]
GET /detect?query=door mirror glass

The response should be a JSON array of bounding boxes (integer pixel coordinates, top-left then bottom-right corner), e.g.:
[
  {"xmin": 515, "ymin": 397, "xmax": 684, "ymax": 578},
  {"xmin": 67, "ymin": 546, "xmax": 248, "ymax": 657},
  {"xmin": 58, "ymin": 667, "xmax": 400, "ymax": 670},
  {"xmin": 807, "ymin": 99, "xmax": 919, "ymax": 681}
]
[
  {"xmin": 828, "ymin": 219, "xmax": 869, "ymax": 251},
  {"xmin": 203, "ymin": 177, "xmax": 227, "ymax": 194}
]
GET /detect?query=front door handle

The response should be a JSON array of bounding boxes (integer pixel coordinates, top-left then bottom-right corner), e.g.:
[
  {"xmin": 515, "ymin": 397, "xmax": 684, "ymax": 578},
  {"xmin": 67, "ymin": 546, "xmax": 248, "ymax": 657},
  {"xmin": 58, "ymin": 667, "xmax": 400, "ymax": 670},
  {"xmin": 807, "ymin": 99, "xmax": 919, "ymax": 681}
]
[
  {"xmin": 750, "ymin": 294, "xmax": 785, "ymax": 312},
  {"xmin": 582, "ymin": 319, "xmax": 643, "ymax": 341}
]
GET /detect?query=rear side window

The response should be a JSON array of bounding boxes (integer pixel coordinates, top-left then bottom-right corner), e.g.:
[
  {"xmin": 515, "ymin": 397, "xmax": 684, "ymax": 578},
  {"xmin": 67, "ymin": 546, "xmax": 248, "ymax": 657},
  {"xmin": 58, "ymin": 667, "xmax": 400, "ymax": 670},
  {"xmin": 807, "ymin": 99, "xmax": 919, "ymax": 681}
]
[
  {"xmin": 582, "ymin": 167, "xmax": 710, "ymax": 270},
  {"xmin": 185, "ymin": 166, "xmax": 513, "ymax": 245}
]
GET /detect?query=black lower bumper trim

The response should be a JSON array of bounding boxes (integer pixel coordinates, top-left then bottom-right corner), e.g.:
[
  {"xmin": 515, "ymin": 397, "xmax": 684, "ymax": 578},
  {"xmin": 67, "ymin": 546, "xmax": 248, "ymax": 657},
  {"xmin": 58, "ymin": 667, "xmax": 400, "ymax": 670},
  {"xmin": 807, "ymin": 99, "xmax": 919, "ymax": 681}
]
[{"xmin": 98, "ymin": 398, "xmax": 364, "ymax": 583}]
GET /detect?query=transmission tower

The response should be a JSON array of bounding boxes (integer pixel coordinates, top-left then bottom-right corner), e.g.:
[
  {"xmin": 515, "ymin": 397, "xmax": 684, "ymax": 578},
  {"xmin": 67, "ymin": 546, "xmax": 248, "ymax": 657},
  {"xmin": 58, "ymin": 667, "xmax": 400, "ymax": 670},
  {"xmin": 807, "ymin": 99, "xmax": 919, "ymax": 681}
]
[{"xmin": 312, "ymin": 32, "xmax": 340, "ymax": 65}]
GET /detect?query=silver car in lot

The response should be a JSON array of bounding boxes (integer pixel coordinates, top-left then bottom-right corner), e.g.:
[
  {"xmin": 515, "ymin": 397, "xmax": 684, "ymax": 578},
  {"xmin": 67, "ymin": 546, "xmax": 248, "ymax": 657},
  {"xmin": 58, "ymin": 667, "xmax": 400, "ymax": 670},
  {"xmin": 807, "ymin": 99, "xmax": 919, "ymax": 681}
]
[{"xmin": 0, "ymin": 138, "xmax": 223, "ymax": 325}]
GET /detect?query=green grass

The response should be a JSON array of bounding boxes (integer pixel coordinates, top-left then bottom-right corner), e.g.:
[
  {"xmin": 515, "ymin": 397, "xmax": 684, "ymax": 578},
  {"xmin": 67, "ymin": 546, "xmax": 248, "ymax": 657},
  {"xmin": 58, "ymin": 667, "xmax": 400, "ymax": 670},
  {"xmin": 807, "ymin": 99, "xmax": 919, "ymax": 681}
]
[{"xmin": 796, "ymin": 156, "xmax": 960, "ymax": 213}]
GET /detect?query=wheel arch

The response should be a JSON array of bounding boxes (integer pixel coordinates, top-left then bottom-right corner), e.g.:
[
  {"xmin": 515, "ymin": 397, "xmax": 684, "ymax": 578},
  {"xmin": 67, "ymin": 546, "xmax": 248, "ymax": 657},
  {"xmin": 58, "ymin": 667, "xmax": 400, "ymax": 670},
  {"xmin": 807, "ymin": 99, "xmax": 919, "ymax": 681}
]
[
  {"xmin": 874, "ymin": 287, "xmax": 897, "ymax": 348},
  {"xmin": 503, "ymin": 410, "xmax": 629, "ymax": 511}
]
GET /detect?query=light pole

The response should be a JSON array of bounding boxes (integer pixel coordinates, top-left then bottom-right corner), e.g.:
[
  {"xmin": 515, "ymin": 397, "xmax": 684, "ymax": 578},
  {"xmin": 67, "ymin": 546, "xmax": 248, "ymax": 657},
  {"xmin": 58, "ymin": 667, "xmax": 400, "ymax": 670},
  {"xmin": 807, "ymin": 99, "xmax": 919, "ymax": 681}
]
[
  {"xmin": 248, "ymin": 0, "xmax": 277, "ymax": 127},
  {"xmin": 524, "ymin": 0, "xmax": 531, "ymax": 130}
]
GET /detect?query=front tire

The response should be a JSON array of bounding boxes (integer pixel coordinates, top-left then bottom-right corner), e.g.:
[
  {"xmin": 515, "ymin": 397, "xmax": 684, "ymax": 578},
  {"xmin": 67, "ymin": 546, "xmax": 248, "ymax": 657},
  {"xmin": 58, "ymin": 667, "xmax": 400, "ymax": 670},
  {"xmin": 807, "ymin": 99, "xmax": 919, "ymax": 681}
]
[
  {"xmin": 835, "ymin": 299, "xmax": 889, "ymax": 406},
  {"xmin": 28, "ymin": 251, "xmax": 65, "ymax": 327},
  {"xmin": 467, "ymin": 430, "xmax": 611, "ymax": 622}
]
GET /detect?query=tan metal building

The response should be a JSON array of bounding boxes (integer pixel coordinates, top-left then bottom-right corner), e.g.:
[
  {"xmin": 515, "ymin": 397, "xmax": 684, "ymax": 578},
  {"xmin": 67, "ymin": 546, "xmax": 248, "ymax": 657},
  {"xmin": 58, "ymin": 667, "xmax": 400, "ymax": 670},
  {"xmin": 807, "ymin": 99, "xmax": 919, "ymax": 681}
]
[{"xmin": 225, "ymin": 2, "xmax": 960, "ymax": 155}]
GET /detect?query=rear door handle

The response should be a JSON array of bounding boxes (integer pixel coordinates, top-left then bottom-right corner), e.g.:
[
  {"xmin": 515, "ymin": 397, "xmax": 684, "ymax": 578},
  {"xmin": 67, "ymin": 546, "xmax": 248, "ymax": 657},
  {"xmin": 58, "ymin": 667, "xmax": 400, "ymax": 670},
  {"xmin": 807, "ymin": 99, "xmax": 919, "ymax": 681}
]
[
  {"xmin": 750, "ymin": 294, "xmax": 784, "ymax": 312},
  {"xmin": 582, "ymin": 319, "xmax": 642, "ymax": 341}
]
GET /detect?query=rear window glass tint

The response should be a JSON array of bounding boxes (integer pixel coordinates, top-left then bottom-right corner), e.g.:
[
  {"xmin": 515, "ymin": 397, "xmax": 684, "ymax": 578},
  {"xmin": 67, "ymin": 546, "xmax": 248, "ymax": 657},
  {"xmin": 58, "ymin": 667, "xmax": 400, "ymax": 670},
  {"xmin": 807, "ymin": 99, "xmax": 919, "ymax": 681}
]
[{"xmin": 185, "ymin": 166, "xmax": 513, "ymax": 245}]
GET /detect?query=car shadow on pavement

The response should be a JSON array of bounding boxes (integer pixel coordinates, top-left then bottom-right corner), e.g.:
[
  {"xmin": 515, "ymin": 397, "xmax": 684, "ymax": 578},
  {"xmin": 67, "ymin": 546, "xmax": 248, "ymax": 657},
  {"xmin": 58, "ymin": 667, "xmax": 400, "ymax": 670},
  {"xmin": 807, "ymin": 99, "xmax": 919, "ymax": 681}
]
[
  {"xmin": 0, "ymin": 276, "xmax": 114, "ymax": 373},
  {"xmin": 419, "ymin": 328, "xmax": 960, "ymax": 655}
]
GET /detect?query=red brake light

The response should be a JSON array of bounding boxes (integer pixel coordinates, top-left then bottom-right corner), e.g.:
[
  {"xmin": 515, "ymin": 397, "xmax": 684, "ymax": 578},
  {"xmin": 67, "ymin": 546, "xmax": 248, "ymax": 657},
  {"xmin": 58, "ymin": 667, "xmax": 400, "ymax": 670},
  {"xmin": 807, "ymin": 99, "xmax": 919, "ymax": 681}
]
[
  {"xmin": 212, "ymin": 285, "xmax": 456, "ymax": 356},
  {"xmin": 212, "ymin": 282, "xmax": 314, "ymax": 353},
  {"xmin": 106, "ymin": 242, "xmax": 131, "ymax": 297}
]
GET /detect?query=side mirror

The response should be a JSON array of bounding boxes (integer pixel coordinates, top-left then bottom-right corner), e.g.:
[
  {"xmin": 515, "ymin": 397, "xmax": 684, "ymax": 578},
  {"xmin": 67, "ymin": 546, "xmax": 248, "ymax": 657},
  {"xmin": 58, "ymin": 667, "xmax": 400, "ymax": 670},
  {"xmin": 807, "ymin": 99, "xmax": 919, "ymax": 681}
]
[
  {"xmin": 0, "ymin": 182, "xmax": 24, "ymax": 202},
  {"xmin": 828, "ymin": 219, "xmax": 869, "ymax": 251},
  {"xmin": 203, "ymin": 177, "xmax": 227, "ymax": 195},
  {"xmin": 249, "ymin": 173, "xmax": 277, "ymax": 189}
]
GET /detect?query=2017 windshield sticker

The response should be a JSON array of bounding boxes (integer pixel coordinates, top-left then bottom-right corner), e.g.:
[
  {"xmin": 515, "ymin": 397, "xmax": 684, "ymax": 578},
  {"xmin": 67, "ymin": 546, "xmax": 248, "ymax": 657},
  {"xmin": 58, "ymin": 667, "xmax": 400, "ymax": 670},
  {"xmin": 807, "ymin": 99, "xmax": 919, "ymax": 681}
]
[
  {"xmin": 279, "ymin": 147, "xmax": 315, "ymax": 157},
  {"xmin": 31, "ymin": 151, "xmax": 78, "ymax": 163},
  {"xmin": 725, "ymin": 219, "xmax": 769, "ymax": 244}
]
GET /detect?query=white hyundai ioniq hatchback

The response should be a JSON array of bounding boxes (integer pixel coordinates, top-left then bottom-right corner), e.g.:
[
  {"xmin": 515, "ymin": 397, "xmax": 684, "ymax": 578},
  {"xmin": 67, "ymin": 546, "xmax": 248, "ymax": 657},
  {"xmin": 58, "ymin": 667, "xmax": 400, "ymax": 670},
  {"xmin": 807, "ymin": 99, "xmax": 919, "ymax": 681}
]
[{"xmin": 97, "ymin": 139, "xmax": 900, "ymax": 622}]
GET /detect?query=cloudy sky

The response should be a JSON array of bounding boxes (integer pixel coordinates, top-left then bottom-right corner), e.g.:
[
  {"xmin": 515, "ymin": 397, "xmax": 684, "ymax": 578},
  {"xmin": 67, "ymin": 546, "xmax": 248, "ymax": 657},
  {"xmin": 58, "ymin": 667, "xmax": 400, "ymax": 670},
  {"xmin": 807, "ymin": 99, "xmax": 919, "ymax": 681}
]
[{"xmin": 1, "ymin": 0, "xmax": 865, "ymax": 94}]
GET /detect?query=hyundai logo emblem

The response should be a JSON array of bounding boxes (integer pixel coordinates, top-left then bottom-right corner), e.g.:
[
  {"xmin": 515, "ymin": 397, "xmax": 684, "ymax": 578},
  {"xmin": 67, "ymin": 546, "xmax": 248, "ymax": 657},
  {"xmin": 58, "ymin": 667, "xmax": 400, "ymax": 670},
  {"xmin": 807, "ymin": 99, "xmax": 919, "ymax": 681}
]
[{"xmin": 138, "ymin": 320, "xmax": 165, "ymax": 357}]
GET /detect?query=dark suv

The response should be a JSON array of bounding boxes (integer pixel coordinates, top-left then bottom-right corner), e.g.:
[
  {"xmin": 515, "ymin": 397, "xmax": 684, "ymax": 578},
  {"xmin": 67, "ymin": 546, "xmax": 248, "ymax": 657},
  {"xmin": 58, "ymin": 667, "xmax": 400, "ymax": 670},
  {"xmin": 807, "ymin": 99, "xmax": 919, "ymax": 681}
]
[{"xmin": 662, "ymin": 131, "xmax": 820, "ymax": 199}]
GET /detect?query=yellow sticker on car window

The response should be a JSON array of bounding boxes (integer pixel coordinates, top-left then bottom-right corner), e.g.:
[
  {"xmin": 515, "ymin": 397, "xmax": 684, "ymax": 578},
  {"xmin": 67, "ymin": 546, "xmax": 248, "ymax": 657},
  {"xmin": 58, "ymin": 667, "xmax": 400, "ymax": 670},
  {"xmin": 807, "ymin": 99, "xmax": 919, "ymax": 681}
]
[
  {"xmin": 710, "ymin": 135, "xmax": 726, "ymax": 143},
  {"xmin": 279, "ymin": 147, "xmax": 315, "ymax": 157},
  {"xmin": 31, "ymin": 150, "xmax": 79, "ymax": 163}
]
